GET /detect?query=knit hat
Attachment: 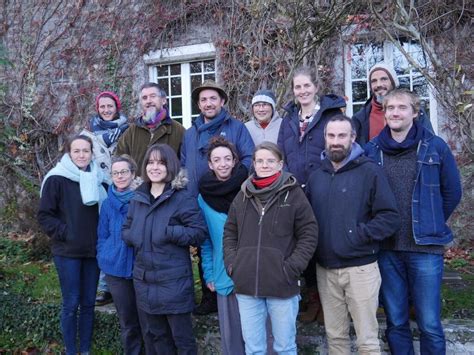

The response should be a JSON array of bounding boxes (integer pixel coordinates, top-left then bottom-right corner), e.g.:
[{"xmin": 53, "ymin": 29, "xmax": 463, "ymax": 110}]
[
  {"xmin": 368, "ymin": 62, "xmax": 399, "ymax": 89},
  {"xmin": 192, "ymin": 80, "xmax": 228, "ymax": 104},
  {"xmin": 95, "ymin": 91, "xmax": 122, "ymax": 112},
  {"xmin": 252, "ymin": 90, "xmax": 276, "ymax": 111}
]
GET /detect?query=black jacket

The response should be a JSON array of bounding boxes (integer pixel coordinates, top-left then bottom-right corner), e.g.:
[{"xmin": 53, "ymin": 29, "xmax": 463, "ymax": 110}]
[
  {"xmin": 38, "ymin": 175, "xmax": 103, "ymax": 258},
  {"xmin": 353, "ymin": 97, "xmax": 433, "ymax": 148},
  {"xmin": 306, "ymin": 153, "xmax": 400, "ymax": 269}
]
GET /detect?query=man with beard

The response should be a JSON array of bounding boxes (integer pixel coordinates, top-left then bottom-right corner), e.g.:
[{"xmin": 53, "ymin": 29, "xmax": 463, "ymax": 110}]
[
  {"xmin": 353, "ymin": 62, "xmax": 432, "ymax": 148},
  {"xmin": 306, "ymin": 114, "xmax": 400, "ymax": 354},
  {"xmin": 116, "ymin": 82, "xmax": 185, "ymax": 174},
  {"xmin": 181, "ymin": 80, "xmax": 254, "ymax": 315}
]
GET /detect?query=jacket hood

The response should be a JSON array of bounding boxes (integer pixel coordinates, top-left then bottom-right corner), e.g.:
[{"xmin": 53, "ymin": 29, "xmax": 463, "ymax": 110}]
[
  {"xmin": 321, "ymin": 142, "xmax": 368, "ymax": 173},
  {"xmin": 283, "ymin": 94, "xmax": 346, "ymax": 114},
  {"xmin": 241, "ymin": 171, "xmax": 297, "ymax": 198},
  {"xmin": 171, "ymin": 169, "xmax": 188, "ymax": 190}
]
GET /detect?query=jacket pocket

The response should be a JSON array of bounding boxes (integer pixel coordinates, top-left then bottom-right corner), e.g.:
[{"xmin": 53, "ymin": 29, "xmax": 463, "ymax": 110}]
[
  {"xmin": 335, "ymin": 222, "xmax": 377, "ymax": 259},
  {"xmin": 420, "ymin": 153, "xmax": 441, "ymax": 187}
]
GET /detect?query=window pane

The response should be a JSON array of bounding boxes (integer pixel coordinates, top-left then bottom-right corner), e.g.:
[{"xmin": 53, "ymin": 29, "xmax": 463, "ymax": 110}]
[
  {"xmin": 190, "ymin": 62, "xmax": 202, "ymax": 74},
  {"xmin": 170, "ymin": 64, "xmax": 180, "ymax": 76},
  {"xmin": 203, "ymin": 60, "xmax": 215, "ymax": 72},
  {"xmin": 191, "ymin": 75, "xmax": 203, "ymax": 92},
  {"xmin": 351, "ymin": 56, "xmax": 366, "ymax": 79},
  {"xmin": 156, "ymin": 65, "xmax": 168, "ymax": 77},
  {"xmin": 393, "ymin": 49, "xmax": 410, "ymax": 75},
  {"xmin": 413, "ymin": 75, "xmax": 428, "ymax": 97},
  {"xmin": 353, "ymin": 104, "xmax": 364, "ymax": 114},
  {"xmin": 352, "ymin": 81, "xmax": 368, "ymax": 102},
  {"xmin": 192, "ymin": 101, "xmax": 200, "ymax": 116},
  {"xmin": 420, "ymin": 99, "xmax": 430, "ymax": 117},
  {"xmin": 170, "ymin": 77, "xmax": 182, "ymax": 96},
  {"xmin": 398, "ymin": 76, "xmax": 410, "ymax": 89},
  {"xmin": 158, "ymin": 79, "xmax": 169, "ymax": 95},
  {"xmin": 366, "ymin": 43, "xmax": 384, "ymax": 68},
  {"xmin": 174, "ymin": 117, "xmax": 183, "ymax": 124},
  {"xmin": 204, "ymin": 73, "xmax": 215, "ymax": 81},
  {"xmin": 171, "ymin": 98, "xmax": 182, "ymax": 116}
]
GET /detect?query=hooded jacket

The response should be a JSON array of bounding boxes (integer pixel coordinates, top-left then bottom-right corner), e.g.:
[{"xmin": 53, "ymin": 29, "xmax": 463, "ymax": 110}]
[
  {"xmin": 278, "ymin": 94, "xmax": 346, "ymax": 186},
  {"xmin": 122, "ymin": 171, "xmax": 208, "ymax": 314},
  {"xmin": 223, "ymin": 173, "xmax": 318, "ymax": 298},
  {"xmin": 115, "ymin": 115, "xmax": 185, "ymax": 175},
  {"xmin": 181, "ymin": 108, "xmax": 255, "ymax": 196},
  {"xmin": 306, "ymin": 144, "xmax": 400, "ymax": 268}
]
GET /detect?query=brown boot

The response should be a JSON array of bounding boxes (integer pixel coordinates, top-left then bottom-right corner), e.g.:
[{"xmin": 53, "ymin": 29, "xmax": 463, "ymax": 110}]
[{"xmin": 298, "ymin": 287, "xmax": 323, "ymax": 324}]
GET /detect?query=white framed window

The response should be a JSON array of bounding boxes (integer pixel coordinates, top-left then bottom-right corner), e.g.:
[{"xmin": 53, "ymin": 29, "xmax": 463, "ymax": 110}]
[
  {"xmin": 145, "ymin": 43, "xmax": 216, "ymax": 128},
  {"xmin": 344, "ymin": 40, "xmax": 437, "ymax": 133}
]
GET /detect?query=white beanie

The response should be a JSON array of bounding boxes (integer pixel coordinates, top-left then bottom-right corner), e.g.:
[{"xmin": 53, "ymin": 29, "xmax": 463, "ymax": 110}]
[
  {"xmin": 252, "ymin": 89, "xmax": 276, "ymax": 111},
  {"xmin": 368, "ymin": 62, "xmax": 399, "ymax": 88}
]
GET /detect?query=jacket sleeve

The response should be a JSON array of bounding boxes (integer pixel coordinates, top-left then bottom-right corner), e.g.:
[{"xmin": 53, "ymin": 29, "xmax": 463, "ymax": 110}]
[
  {"xmin": 284, "ymin": 188, "xmax": 318, "ymax": 278},
  {"xmin": 356, "ymin": 168, "xmax": 401, "ymax": 243},
  {"xmin": 201, "ymin": 237, "xmax": 214, "ymax": 284},
  {"xmin": 277, "ymin": 120, "xmax": 289, "ymax": 170},
  {"xmin": 121, "ymin": 200, "xmax": 136, "ymax": 247},
  {"xmin": 37, "ymin": 177, "xmax": 68, "ymax": 241},
  {"xmin": 166, "ymin": 194, "xmax": 208, "ymax": 247},
  {"xmin": 440, "ymin": 143, "xmax": 462, "ymax": 220},
  {"xmin": 418, "ymin": 108, "xmax": 434, "ymax": 134},
  {"xmin": 96, "ymin": 201, "xmax": 111, "ymax": 257},
  {"xmin": 223, "ymin": 201, "xmax": 239, "ymax": 275},
  {"xmin": 115, "ymin": 128, "xmax": 131, "ymax": 157},
  {"xmin": 236, "ymin": 124, "xmax": 255, "ymax": 170},
  {"xmin": 180, "ymin": 133, "xmax": 188, "ymax": 168}
]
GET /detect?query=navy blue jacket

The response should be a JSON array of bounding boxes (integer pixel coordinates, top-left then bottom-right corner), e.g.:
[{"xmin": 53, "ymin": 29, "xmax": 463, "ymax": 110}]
[
  {"xmin": 97, "ymin": 187, "xmax": 134, "ymax": 278},
  {"xmin": 181, "ymin": 108, "xmax": 254, "ymax": 196},
  {"xmin": 306, "ymin": 148, "xmax": 400, "ymax": 269},
  {"xmin": 122, "ymin": 172, "xmax": 208, "ymax": 314},
  {"xmin": 365, "ymin": 128, "xmax": 462, "ymax": 245},
  {"xmin": 353, "ymin": 97, "xmax": 433, "ymax": 148},
  {"xmin": 278, "ymin": 95, "xmax": 346, "ymax": 186}
]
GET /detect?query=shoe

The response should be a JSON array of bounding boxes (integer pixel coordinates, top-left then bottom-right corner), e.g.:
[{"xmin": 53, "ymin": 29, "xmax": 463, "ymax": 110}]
[
  {"xmin": 193, "ymin": 299, "xmax": 218, "ymax": 315},
  {"xmin": 95, "ymin": 291, "xmax": 113, "ymax": 306}
]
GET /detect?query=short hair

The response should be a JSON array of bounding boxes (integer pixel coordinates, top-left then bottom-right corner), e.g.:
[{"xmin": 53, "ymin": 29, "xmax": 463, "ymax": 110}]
[
  {"xmin": 64, "ymin": 134, "xmax": 93, "ymax": 153},
  {"xmin": 253, "ymin": 141, "xmax": 283, "ymax": 162},
  {"xmin": 383, "ymin": 88, "xmax": 420, "ymax": 115},
  {"xmin": 140, "ymin": 82, "xmax": 166, "ymax": 97},
  {"xmin": 292, "ymin": 65, "xmax": 322, "ymax": 91},
  {"xmin": 207, "ymin": 136, "xmax": 239, "ymax": 163},
  {"xmin": 111, "ymin": 154, "xmax": 138, "ymax": 174},
  {"xmin": 324, "ymin": 114, "xmax": 356, "ymax": 136},
  {"xmin": 141, "ymin": 144, "xmax": 180, "ymax": 184}
]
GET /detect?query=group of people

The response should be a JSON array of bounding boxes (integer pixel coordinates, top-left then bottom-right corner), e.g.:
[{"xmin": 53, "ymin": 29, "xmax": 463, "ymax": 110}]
[{"xmin": 37, "ymin": 61, "xmax": 462, "ymax": 355}]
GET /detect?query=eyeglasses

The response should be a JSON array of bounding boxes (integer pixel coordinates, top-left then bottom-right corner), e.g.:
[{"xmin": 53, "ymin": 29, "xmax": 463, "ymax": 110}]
[
  {"xmin": 111, "ymin": 169, "xmax": 131, "ymax": 177},
  {"xmin": 254, "ymin": 159, "xmax": 279, "ymax": 166},
  {"xmin": 253, "ymin": 103, "xmax": 271, "ymax": 108}
]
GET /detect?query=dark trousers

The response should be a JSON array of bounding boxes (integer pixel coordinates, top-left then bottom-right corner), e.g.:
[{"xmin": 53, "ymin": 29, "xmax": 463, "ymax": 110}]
[
  {"xmin": 105, "ymin": 274, "xmax": 143, "ymax": 355},
  {"xmin": 140, "ymin": 311, "xmax": 197, "ymax": 355}
]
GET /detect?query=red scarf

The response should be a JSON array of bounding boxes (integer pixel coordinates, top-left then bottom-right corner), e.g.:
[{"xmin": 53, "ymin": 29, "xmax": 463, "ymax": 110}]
[
  {"xmin": 369, "ymin": 99, "xmax": 386, "ymax": 140},
  {"xmin": 252, "ymin": 172, "xmax": 281, "ymax": 189}
]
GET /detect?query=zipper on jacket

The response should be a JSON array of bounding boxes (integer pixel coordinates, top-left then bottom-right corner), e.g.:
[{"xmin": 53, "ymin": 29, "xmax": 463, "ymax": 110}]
[
  {"xmin": 258, "ymin": 207, "xmax": 266, "ymax": 225},
  {"xmin": 255, "ymin": 205, "xmax": 266, "ymax": 296}
]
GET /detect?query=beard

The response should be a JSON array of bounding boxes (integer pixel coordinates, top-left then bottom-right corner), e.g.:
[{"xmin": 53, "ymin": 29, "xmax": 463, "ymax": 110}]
[
  {"xmin": 326, "ymin": 144, "xmax": 351, "ymax": 163},
  {"xmin": 143, "ymin": 106, "xmax": 157, "ymax": 122}
]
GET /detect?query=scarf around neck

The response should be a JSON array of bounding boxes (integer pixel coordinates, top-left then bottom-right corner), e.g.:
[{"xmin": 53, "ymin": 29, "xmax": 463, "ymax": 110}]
[
  {"xmin": 198, "ymin": 163, "xmax": 248, "ymax": 213},
  {"xmin": 40, "ymin": 154, "xmax": 109, "ymax": 208},
  {"xmin": 111, "ymin": 185, "xmax": 134, "ymax": 205},
  {"xmin": 244, "ymin": 171, "xmax": 294, "ymax": 204},
  {"xmin": 196, "ymin": 108, "xmax": 227, "ymax": 150},
  {"xmin": 142, "ymin": 108, "xmax": 168, "ymax": 130},
  {"xmin": 377, "ymin": 120, "xmax": 423, "ymax": 155}
]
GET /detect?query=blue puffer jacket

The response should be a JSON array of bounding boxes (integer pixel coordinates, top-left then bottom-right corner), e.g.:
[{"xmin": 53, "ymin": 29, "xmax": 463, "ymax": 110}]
[
  {"xmin": 198, "ymin": 195, "xmax": 234, "ymax": 296},
  {"xmin": 181, "ymin": 108, "xmax": 255, "ymax": 196},
  {"xmin": 97, "ymin": 187, "xmax": 134, "ymax": 278},
  {"xmin": 122, "ymin": 171, "xmax": 208, "ymax": 315},
  {"xmin": 278, "ymin": 95, "xmax": 346, "ymax": 186},
  {"xmin": 365, "ymin": 128, "xmax": 462, "ymax": 245},
  {"xmin": 353, "ymin": 97, "xmax": 433, "ymax": 148}
]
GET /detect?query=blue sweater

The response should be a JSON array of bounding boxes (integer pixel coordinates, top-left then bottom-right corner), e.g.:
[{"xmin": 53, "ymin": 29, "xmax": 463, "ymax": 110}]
[
  {"xmin": 97, "ymin": 187, "xmax": 134, "ymax": 278},
  {"xmin": 198, "ymin": 195, "xmax": 234, "ymax": 296}
]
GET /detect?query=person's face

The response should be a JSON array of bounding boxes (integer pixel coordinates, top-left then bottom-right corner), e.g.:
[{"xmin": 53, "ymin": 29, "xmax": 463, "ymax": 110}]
[
  {"xmin": 69, "ymin": 139, "xmax": 92, "ymax": 170},
  {"xmin": 384, "ymin": 95, "xmax": 417, "ymax": 134},
  {"xmin": 324, "ymin": 120, "xmax": 355, "ymax": 163},
  {"xmin": 98, "ymin": 97, "xmax": 117, "ymax": 121},
  {"xmin": 253, "ymin": 149, "xmax": 283, "ymax": 178},
  {"xmin": 198, "ymin": 89, "xmax": 225, "ymax": 120},
  {"xmin": 146, "ymin": 151, "xmax": 168, "ymax": 184},
  {"xmin": 370, "ymin": 70, "xmax": 394, "ymax": 99},
  {"xmin": 252, "ymin": 102, "xmax": 273, "ymax": 123},
  {"xmin": 140, "ymin": 87, "xmax": 165, "ymax": 114},
  {"xmin": 208, "ymin": 146, "xmax": 236, "ymax": 182},
  {"xmin": 293, "ymin": 74, "xmax": 318, "ymax": 107},
  {"xmin": 111, "ymin": 161, "xmax": 135, "ymax": 191}
]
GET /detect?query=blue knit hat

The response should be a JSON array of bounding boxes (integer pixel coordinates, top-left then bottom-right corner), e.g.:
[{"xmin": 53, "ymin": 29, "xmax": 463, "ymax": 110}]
[{"xmin": 252, "ymin": 90, "xmax": 276, "ymax": 111}]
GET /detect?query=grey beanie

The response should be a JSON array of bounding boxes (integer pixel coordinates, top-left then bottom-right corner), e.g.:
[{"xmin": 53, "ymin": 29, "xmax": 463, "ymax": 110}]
[
  {"xmin": 368, "ymin": 62, "xmax": 399, "ymax": 88},
  {"xmin": 252, "ymin": 90, "xmax": 276, "ymax": 111}
]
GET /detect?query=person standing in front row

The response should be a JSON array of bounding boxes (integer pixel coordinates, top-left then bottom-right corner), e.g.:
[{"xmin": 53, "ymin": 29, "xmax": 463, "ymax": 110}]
[
  {"xmin": 38, "ymin": 135, "xmax": 109, "ymax": 355},
  {"xmin": 198, "ymin": 137, "xmax": 248, "ymax": 355},
  {"xmin": 365, "ymin": 89, "xmax": 462, "ymax": 354},
  {"xmin": 122, "ymin": 144, "xmax": 207, "ymax": 355},
  {"xmin": 224, "ymin": 142, "xmax": 318, "ymax": 355},
  {"xmin": 278, "ymin": 65, "xmax": 346, "ymax": 323},
  {"xmin": 306, "ymin": 114, "xmax": 400, "ymax": 354}
]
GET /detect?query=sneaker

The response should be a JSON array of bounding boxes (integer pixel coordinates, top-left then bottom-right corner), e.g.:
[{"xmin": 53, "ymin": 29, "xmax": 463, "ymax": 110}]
[{"xmin": 95, "ymin": 291, "xmax": 113, "ymax": 306}]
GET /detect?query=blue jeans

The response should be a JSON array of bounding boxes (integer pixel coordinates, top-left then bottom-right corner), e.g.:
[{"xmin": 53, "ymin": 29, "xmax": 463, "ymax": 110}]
[
  {"xmin": 53, "ymin": 256, "xmax": 100, "ymax": 355},
  {"xmin": 236, "ymin": 294, "xmax": 299, "ymax": 355},
  {"xmin": 379, "ymin": 250, "xmax": 445, "ymax": 354}
]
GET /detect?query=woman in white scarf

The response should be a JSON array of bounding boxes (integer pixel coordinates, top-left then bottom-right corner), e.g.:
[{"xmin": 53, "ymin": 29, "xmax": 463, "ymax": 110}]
[{"xmin": 38, "ymin": 134, "xmax": 109, "ymax": 355}]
